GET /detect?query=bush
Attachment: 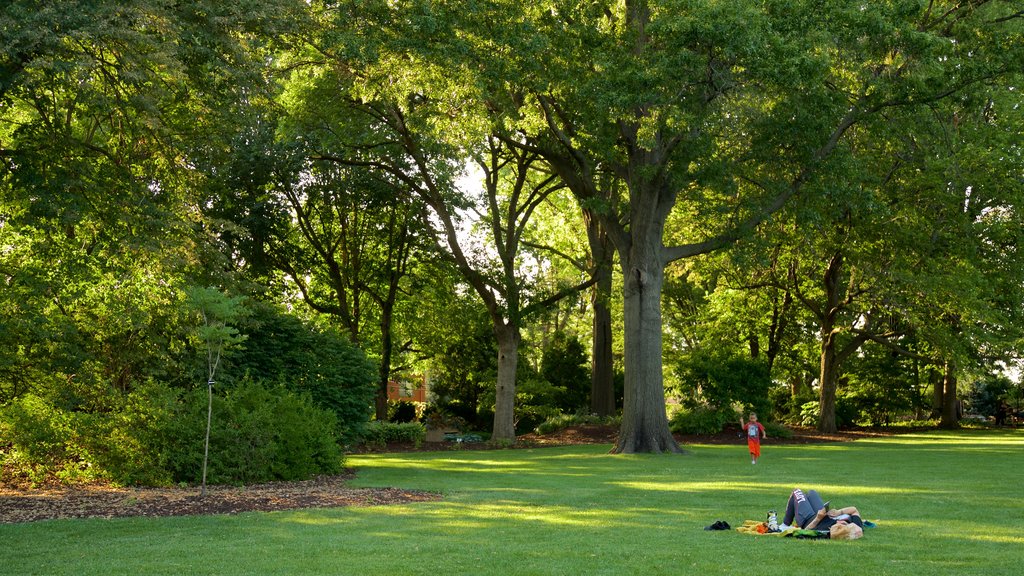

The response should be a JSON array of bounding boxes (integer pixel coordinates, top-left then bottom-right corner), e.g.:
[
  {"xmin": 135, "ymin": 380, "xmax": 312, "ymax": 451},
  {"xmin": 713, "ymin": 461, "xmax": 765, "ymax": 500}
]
[
  {"xmin": 0, "ymin": 385, "xmax": 178, "ymax": 487},
  {"xmin": 534, "ymin": 412, "xmax": 621, "ymax": 435},
  {"xmin": 0, "ymin": 381, "xmax": 346, "ymax": 487},
  {"xmin": 798, "ymin": 399, "xmax": 858, "ymax": 428},
  {"xmin": 222, "ymin": 304, "xmax": 377, "ymax": 444},
  {"xmin": 0, "ymin": 394, "xmax": 95, "ymax": 486},
  {"xmin": 965, "ymin": 375, "xmax": 1013, "ymax": 420},
  {"xmin": 540, "ymin": 332, "xmax": 590, "ymax": 413},
  {"xmin": 164, "ymin": 381, "xmax": 343, "ymax": 485},
  {"xmin": 674, "ymin": 350, "xmax": 771, "ymax": 418},
  {"xmin": 359, "ymin": 421, "xmax": 425, "ymax": 447},
  {"xmin": 669, "ymin": 405, "xmax": 737, "ymax": 435},
  {"xmin": 762, "ymin": 421, "xmax": 793, "ymax": 439},
  {"xmin": 388, "ymin": 401, "xmax": 420, "ymax": 423},
  {"xmin": 775, "ymin": 388, "xmax": 817, "ymax": 425},
  {"xmin": 79, "ymin": 382, "xmax": 178, "ymax": 486}
]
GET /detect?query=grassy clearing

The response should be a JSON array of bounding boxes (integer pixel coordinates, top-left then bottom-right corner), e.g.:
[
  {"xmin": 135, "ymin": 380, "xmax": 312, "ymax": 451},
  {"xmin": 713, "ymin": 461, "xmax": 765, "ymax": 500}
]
[{"xmin": 4, "ymin": 429, "xmax": 1023, "ymax": 575}]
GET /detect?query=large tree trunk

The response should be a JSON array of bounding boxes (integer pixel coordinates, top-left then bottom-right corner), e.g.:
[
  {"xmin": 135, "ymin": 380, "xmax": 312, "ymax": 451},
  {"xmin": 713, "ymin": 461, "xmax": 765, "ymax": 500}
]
[
  {"xmin": 818, "ymin": 327, "xmax": 840, "ymax": 433},
  {"xmin": 492, "ymin": 324, "xmax": 520, "ymax": 442},
  {"xmin": 586, "ymin": 211, "xmax": 616, "ymax": 417},
  {"xmin": 938, "ymin": 360, "xmax": 960, "ymax": 429},
  {"xmin": 930, "ymin": 367, "xmax": 944, "ymax": 418},
  {"xmin": 816, "ymin": 253, "xmax": 844, "ymax": 433},
  {"xmin": 612, "ymin": 241, "xmax": 682, "ymax": 454}
]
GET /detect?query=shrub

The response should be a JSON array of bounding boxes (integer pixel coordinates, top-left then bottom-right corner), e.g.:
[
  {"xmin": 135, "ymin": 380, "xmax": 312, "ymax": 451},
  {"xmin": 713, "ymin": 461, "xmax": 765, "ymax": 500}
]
[
  {"xmin": 221, "ymin": 304, "xmax": 377, "ymax": 444},
  {"xmin": 164, "ymin": 381, "xmax": 343, "ymax": 485},
  {"xmin": 669, "ymin": 405, "xmax": 736, "ymax": 435},
  {"xmin": 762, "ymin": 421, "xmax": 793, "ymax": 439},
  {"xmin": 0, "ymin": 394, "xmax": 93, "ymax": 486},
  {"xmin": 540, "ymin": 332, "xmax": 590, "ymax": 413},
  {"xmin": 422, "ymin": 408, "xmax": 466, "ymax": 431},
  {"xmin": 360, "ymin": 421, "xmax": 425, "ymax": 447},
  {"xmin": 388, "ymin": 400, "xmax": 420, "ymax": 423},
  {"xmin": 965, "ymin": 375, "xmax": 1013, "ymax": 420},
  {"xmin": 775, "ymin": 388, "xmax": 818, "ymax": 425},
  {"xmin": 79, "ymin": 382, "xmax": 178, "ymax": 486},
  {"xmin": 0, "ymin": 385, "xmax": 177, "ymax": 487},
  {"xmin": 534, "ymin": 412, "xmax": 621, "ymax": 435},
  {"xmin": 798, "ymin": 399, "xmax": 857, "ymax": 428},
  {"xmin": 674, "ymin": 350, "xmax": 771, "ymax": 418}
]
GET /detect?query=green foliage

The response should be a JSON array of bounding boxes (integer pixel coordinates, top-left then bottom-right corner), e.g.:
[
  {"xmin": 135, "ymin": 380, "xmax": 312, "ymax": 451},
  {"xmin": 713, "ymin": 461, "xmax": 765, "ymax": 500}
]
[
  {"xmin": 798, "ymin": 399, "xmax": 858, "ymax": 429},
  {"xmin": 540, "ymin": 332, "xmax": 591, "ymax": 413},
  {"xmin": 965, "ymin": 375, "xmax": 1014, "ymax": 420},
  {"xmin": 674, "ymin": 349, "xmax": 772, "ymax": 417},
  {"xmin": 0, "ymin": 394, "xmax": 94, "ymax": 486},
  {"xmin": 359, "ymin": 421, "xmax": 425, "ymax": 447},
  {"xmin": 534, "ymin": 412, "xmax": 621, "ymax": 436},
  {"xmin": 513, "ymin": 377, "xmax": 564, "ymax": 434},
  {"xmin": 668, "ymin": 405, "xmax": 737, "ymax": 435},
  {"xmin": 225, "ymin": 303, "xmax": 377, "ymax": 443},
  {"xmin": 164, "ymin": 381, "xmax": 343, "ymax": 484},
  {"xmin": 843, "ymin": 347, "xmax": 923, "ymax": 426},
  {"xmin": 424, "ymin": 309, "xmax": 497, "ymax": 429},
  {"xmin": 388, "ymin": 401, "xmax": 420, "ymax": 423},
  {"xmin": 1, "ymin": 380, "xmax": 343, "ymax": 487},
  {"xmin": 843, "ymin": 383, "xmax": 914, "ymax": 427},
  {"xmin": 0, "ymin": 383, "xmax": 177, "ymax": 486},
  {"xmin": 75, "ymin": 382, "xmax": 179, "ymax": 486},
  {"xmin": 769, "ymin": 385, "xmax": 817, "ymax": 425},
  {"xmin": 761, "ymin": 421, "xmax": 793, "ymax": 439},
  {"xmin": 422, "ymin": 408, "xmax": 466, "ymax": 432}
]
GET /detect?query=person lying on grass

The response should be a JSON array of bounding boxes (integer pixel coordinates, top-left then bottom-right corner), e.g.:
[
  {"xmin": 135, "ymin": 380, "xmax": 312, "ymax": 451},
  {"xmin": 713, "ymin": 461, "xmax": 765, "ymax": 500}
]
[{"xmin": 783, "ymin": 488, "xmax": 865, "ymax": 538}]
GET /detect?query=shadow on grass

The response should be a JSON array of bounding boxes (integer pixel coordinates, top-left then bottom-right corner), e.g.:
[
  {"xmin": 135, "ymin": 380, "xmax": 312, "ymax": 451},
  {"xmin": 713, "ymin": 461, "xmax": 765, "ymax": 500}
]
[{"xmin": 5, "ymin": 430, "xmax": 1022, "ymax": 576}]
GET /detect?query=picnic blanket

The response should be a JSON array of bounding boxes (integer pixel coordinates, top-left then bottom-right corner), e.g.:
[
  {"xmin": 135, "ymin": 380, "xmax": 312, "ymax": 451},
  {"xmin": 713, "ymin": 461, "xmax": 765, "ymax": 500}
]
[
  {"xmin": 736, "ymin": 519, "xmax": 876, "ymax": 539},
  {"xmin": 735, "ymin": 520, "xmax": 825, "ymax": 538}
]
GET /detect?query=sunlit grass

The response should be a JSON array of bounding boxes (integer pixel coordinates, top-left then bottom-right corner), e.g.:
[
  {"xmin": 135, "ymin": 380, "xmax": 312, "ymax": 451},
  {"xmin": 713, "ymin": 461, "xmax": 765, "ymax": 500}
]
[{"xmin": 4, "ymin": 429, "xmax": 1024, "ymax": 575}]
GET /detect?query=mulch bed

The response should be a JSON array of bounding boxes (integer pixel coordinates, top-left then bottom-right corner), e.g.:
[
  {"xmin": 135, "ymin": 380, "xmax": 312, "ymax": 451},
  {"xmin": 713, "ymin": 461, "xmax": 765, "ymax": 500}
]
[
  {"xmin": 1, "ymin": 425, "xmax": 887, "ymax": 524},
  {"xmin": 0, "ymin": 473, "xmax": 441, "ymax": 524}
]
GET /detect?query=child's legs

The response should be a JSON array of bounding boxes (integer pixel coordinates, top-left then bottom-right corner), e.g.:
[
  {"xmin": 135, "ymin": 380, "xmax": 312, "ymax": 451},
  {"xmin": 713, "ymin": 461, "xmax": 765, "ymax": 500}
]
[{"xmin": 747, "ymin": 439, "xmax": 761, "ymax": 458}]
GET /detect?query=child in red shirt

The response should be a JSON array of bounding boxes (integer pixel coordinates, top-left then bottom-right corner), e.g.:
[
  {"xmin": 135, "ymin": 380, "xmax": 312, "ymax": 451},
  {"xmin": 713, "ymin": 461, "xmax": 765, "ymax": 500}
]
[{"xmin": 741, "ymin": 412, "xmax": 767, "ymax": 464}]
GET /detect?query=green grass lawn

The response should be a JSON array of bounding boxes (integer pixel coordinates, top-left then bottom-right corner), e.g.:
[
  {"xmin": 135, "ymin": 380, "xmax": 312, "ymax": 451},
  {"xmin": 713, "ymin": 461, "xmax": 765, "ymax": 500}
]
[{"xmin": 4, "ymin": 429, "xmax": 1023, "ymax": 575}]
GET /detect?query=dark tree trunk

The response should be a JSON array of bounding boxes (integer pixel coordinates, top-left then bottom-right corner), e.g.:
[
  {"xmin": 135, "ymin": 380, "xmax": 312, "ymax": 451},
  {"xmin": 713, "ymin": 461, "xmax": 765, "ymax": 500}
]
[
  {"xmin": 374, "ymin": 304, "xmax": 394, "ymax": 421},
  {"xmin": 493, "ymin": 324, "xmax": 521, "ymax": 442},
  {"xmin": 764, "ymin": 290, "xmax": 793, "ymax": 374},
  {"xmin": 939, "ymin": 360, "xmax": 960, "ymax": 429},
  {"xmin": 611, "ymin": 208, "xmax": 683, "ymax": 454},
  {"xmin": 818, "ymin": 326, "xmax": 840, "ymax": 433},
  {"xmin": 931, "ymin": 367, "xmax": 944, "ymax": 418},
  {"xmin": 586, "ymin": 211, "xmax": 616, "ymax": 417},
  {"xmin": 816, "ymin": 253, "xmax": 844, "ymax": 433}
]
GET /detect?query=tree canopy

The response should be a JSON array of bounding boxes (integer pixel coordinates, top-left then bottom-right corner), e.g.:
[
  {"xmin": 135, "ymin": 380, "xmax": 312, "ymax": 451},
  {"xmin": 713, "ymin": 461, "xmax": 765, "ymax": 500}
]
[{"xmin": 2, "ymin": 0, "xmax": 1022, "ymax": 482}]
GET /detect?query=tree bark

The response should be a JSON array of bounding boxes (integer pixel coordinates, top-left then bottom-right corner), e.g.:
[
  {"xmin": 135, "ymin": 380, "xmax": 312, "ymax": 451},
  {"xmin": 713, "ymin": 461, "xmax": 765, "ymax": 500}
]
[
  {"xmin": 764, "ymin": 290, "xmax": 793, "ymax": 374},
  {"xmin": 930, "ymin": 367, "xmax": 944, "ymax": 418},
  {"xmin": 611, "ymin": 227, "xmax": 683, "ymax": 454},
  {"xmin": 818, "ymin": 332, "xmax": 840, "ymax": 433},
  {"xmin": 586, "ymin": 211, "xmax": 616, "ymax": 417},
  {"xmin": 816, "ymin": 253, "xmax": 844, "ymax": 433},
  {"xmin": 590, "ymin": 287, "xmax": 615, "ymax": 416},
  {"xmin": 939, "ymin": 360, "xmax": 960, "ymax": 429},
  {"xmin": 374, "ymin": 303, "xmax": 394, "ymax": 421},
  {"xmin": 493, "ymin": 324, "xmax": 521, "ymax": 442}
]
